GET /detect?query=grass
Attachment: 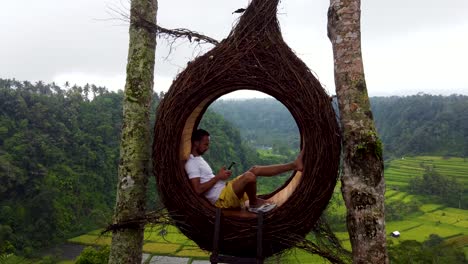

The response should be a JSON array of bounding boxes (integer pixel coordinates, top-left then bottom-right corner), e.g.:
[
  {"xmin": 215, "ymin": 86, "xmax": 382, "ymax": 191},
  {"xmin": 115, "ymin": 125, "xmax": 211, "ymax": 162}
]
[
  {"xmin": 420, "ymin": 203, "xmax": 444, "ymax": 213},
  {"xmin": 386, "ymin": 156, "xmax": 468, "ymax": 186},
  {"xmin": 386, "ymin": 221, "xmax": 422, "ymax": 233},
  {"xmin": 142, "ymin": 243, "xmax": 181, "ymax": 254},
  {"xmin": 68, "ymin": 234, "xmax": 111, "ymax": 246},
  {"xmin": 386, "ymin": 191, "xmax": 408, "ymax": 202},
  {"xmin": 257, "ymin": 148, "xmax": 289, "ymax": 159},
  {"xmin": 175, "ymin": 248, "xmax": 209, "ymax": 258},
  {"xmin": 66, "ymin": 155, "xmax": 467, "ymax": 262},
  {"xmin": 268, "ymin": 248, "xmax": 329, "ymax": 263}
]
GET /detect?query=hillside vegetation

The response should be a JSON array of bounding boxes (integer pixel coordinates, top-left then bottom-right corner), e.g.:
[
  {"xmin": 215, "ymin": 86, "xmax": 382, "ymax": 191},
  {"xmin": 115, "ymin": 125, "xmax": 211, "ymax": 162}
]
[
  {"xmin": 210, "ymin": 95, "xmax": 468, "ymax": 159},
  {"xmin": 372, "ymin": 95, "xmax": 468, "ymax": 158},
  {"xmin": 0, "ymin": 79, "xmax": 264, "ymax": 257},
  {"xmin": 0, "ymin": 79, "xmax": 123, "ymax": 255},
  {"xmin": 210, "ymin": 99, "xmax": 300, "ymax": 149}
]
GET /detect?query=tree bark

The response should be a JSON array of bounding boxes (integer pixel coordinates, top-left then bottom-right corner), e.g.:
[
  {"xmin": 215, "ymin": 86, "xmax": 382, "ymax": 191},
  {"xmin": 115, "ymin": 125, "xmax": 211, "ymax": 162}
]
[
  {"xmin": 108, "ymin": 0, "xmax": 157, "ymax": 263},
  {"xmin": 327, "ymin": 0, "xmax": 388, "ymax": 263}
]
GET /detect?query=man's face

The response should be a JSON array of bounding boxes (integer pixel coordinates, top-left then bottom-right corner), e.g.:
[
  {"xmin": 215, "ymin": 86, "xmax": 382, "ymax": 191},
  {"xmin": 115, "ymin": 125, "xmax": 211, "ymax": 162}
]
[{"xmin": 195, "ymin": 135, "xmax": 210, "ymax": 155}]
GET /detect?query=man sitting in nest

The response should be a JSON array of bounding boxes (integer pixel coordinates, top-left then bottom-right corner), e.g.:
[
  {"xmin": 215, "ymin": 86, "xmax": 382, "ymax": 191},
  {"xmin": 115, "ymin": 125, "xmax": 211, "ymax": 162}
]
[{"xmin": 185, "ymin": 129, "xmax": 304, "ymax": 213}]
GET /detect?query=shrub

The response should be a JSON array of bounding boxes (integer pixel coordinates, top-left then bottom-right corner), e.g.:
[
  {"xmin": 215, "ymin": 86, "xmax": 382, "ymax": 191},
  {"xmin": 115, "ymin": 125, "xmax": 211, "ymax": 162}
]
[{"xmin": 75, "ymin": 246, "xmax": 109, "ymax": 264}]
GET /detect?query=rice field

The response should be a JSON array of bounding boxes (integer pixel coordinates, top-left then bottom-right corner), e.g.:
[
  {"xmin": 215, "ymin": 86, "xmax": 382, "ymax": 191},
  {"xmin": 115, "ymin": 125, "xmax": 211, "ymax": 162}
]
[
  {"xmin": 382, "ymin": 156, "xmax": 468, "ymax": 257},
  {"xmin": 385, "ymin": 156, "xmax": 468, "ymax": 187}
]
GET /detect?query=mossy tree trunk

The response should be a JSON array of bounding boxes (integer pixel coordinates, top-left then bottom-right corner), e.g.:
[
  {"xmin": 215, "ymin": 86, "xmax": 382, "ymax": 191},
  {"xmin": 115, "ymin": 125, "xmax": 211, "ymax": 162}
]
[
  {"xmin": 327, "ymin": 0, "xmax": 388, "ymax": 263},
  {"xmin": 108, "ymin": 0, "xmax": 157, "ymax": 263}
]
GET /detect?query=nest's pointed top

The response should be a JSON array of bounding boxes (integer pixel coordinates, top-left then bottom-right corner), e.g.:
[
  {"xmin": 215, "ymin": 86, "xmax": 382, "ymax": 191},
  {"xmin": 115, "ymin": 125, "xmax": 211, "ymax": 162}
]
[{"xmin": 230, "ymin": 0, "xmax": 281, "ymax": 39}]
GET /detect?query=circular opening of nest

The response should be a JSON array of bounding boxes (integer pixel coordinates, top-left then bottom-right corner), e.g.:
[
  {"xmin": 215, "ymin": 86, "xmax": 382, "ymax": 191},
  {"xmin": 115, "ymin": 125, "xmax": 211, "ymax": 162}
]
[
  {"xmin": 155, "ymin": 82, "xmax": 340, "ymax": 257},
  {"xmin": 180, "ymin": 90, "xmax": 302, "ymax": 209}
]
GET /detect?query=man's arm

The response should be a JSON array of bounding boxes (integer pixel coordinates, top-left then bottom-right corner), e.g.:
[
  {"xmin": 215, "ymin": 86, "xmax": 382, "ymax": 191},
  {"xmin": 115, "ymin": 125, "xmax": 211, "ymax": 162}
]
[{"xmin": 190, "ymin": 167, "xmax": 231, "ymax": 195}]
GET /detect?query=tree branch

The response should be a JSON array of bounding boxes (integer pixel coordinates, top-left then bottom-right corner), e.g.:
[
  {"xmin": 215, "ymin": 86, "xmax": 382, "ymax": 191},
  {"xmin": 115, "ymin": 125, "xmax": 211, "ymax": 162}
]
[
  {"xmin": 155, "ymin": 25, "xmax": 219, "ymax": 45},
  {"xmin": 108, "ymin": 4, "xmax": 219, "ymax": 45}
]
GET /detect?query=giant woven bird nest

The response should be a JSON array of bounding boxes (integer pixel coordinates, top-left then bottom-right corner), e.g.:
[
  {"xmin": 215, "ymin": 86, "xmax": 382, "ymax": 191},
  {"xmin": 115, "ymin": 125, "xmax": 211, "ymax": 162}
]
[{"xmin": 153, "ymin": 0, "xmax": 341, "ymax": 258}]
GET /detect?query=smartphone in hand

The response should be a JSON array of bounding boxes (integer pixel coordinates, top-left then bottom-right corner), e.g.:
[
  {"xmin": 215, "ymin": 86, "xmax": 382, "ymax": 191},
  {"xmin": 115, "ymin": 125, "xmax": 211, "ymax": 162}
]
[{"xmin": 227, "ymin": 161, "xmax": 236, "ymax": 170}]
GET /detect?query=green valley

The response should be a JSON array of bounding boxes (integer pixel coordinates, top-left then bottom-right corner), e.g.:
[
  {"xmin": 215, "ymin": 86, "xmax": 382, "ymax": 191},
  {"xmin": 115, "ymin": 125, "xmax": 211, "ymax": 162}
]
[{"xmin": 1, "ymin": 79, "xmax": 467, "ymax": 262}]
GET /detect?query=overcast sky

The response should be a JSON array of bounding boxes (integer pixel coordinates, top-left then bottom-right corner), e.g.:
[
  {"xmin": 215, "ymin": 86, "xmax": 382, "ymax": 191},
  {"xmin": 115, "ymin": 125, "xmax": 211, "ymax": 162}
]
[{"xmin": 1, "ymin": 0, "xmax": 467, "ymax": 98}]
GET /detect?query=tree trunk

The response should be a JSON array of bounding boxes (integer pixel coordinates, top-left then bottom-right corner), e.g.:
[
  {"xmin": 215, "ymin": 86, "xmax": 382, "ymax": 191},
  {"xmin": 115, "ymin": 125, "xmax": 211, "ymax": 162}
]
[
  {"xmin": 108, "ymin": 0, "xmax": 157, "ymax": 263},
  {"xmin": 327, "ymin": 0, "xmax": 388, "ymax": 263}
]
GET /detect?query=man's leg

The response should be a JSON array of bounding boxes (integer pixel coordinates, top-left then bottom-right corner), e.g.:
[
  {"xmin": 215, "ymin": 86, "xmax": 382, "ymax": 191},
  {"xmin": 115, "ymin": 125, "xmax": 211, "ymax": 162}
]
[
  {"xmin": 231, "ymin": 172, "xmax": 260, "ymax": 207},
  {"xmin": 230, "ymin": 150, "xmax": 304, "ymax": 208},
  {"xmin": 249, "ymin": 149, "xmax": 304, "ymax": 176}
]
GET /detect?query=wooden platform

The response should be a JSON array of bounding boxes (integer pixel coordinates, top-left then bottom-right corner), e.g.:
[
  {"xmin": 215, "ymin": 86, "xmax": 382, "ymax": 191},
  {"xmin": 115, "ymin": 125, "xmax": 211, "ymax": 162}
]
[{"xmin": 221, "ymin": 208, "xmax": 257, "ymax": 219}]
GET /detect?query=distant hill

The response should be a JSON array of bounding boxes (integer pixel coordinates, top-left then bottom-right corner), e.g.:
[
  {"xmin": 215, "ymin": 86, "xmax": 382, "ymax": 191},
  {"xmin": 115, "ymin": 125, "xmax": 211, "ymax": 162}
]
[
  {"xmin": 372, "ymin": 95, "xmax": 468, "ymax": 158},
  {"xmin": 210, "ymin": 95, "xmax": 468, "ymax": 159},
  {"xmin": 209, "ymin": 99, "xmax": 300, "ymax": 149}
]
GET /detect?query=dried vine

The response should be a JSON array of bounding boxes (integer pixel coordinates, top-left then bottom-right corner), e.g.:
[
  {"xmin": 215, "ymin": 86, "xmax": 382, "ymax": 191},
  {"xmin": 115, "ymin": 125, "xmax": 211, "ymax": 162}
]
[{"xmin": 108, "ymin": 3, "xmax": 219, "ymax": 45}]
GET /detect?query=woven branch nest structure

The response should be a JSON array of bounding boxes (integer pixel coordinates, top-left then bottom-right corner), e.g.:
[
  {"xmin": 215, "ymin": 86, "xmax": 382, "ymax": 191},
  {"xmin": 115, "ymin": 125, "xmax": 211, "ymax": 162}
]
[{"xmin": 153, "ymin": 0, "xmax": 341, "ymax": 258}]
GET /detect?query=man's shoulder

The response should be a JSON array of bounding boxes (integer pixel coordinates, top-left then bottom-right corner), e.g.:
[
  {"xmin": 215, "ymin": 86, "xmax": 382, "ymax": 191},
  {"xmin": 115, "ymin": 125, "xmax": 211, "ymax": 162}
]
[
  {"xmin": 185, "ymin": 155, "xmax": 198, "ymax": 164},
  {"xmin": 185, "ymin": 156, "xmax": 201, "ymax": 169}
]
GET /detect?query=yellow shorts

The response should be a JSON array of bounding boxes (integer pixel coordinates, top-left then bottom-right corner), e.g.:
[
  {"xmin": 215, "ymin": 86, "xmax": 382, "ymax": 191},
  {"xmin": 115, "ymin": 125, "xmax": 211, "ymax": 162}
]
[{"xmin": 214, "ymin": 176, "xmax": 249, "ymax": 209}]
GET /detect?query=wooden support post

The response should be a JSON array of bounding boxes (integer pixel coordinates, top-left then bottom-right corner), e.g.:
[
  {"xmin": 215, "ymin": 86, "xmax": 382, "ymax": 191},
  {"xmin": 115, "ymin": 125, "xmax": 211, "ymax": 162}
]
[
  {"xmin": 210, "ymin": 209, "xmax": 265, "ymax": 264},
  {"xmin": 210, "ymin": 208, "xmax": 222, "ymax": 264},
  {"xmin": 257, "ymin": 212, "xmax": 264, "ymax": 264}
]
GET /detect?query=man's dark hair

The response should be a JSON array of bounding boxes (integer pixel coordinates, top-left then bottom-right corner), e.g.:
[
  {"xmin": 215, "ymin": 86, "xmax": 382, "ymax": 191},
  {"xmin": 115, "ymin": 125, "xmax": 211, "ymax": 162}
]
[{"xmin": 191, "ymin": 129, "xmax": 210, "ymax": 143}]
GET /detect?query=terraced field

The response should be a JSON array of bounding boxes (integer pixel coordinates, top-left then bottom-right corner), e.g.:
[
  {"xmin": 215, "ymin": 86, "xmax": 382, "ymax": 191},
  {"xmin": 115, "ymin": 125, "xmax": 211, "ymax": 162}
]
[
  {"xmin": 385, "ymin": 156, "xmax": 468, "ymax": 188},
  {"xmin": 317, "ymin": 156, "xmax": 468, "ymax": 259},
  {"xmin": 366, "ymin": 156, "xmax": 467, "ymax": 257},
  {"xmin": 67, "ymin": 156, "xmax": 467, "ymax": 263},
  {"xmin": 69, "ymin": 226, "xmax": 210, "ymax": 261},
  {"xmin": 68, "ymin": 227, "xmax": 326, "ymax": 263}
]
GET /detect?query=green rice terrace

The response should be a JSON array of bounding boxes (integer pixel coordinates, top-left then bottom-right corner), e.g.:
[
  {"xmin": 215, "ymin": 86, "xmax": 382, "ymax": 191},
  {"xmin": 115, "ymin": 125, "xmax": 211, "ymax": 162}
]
[{"xmin": 69, "ymin": 156, "xmax": 468, "ymax": 262}]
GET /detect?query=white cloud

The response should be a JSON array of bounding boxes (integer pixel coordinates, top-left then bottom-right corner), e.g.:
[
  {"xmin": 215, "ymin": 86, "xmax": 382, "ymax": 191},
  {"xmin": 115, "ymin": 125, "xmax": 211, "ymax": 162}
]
[
  {"xmin": 1, "ymin": 0, "xmax": 467, "ymax": 97},
  {"xmin": 364, "ymin": 23, "xmax": 468, "ymax": 96}
]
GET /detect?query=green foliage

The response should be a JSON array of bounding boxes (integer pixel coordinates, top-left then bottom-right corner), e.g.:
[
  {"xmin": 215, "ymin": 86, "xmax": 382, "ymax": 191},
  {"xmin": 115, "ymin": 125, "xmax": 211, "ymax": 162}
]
[
  {"xmin": 209, "ymin": 99, "xmax": 300, "ymax": 150},
  {"xmin": 409, "ymin": 166, "xmax": 465, "ymax": 208},
  {"xmin": 75, "ymin": 246, "xmax": 109, "ymax": 264},
  {"xmin": 210, "ymin": 95, "xmax": 468, "ymax": 160},
  {"xmin": 37, "ymin": 255, "xmax": 60, "ymax": 264},
  {"xmin": 0, "ymin": 253, "xmax": 32, "ymax": 264},
  {"xmin": 199, "ymin": 110, "xmax": 261, "ymax": 176},
  {"xmin": 322, "ymin": 191, "xmax": 347, "ymax": 232},
  {"xmin": 388, "ymin": 234, "xmax": 467, "ymax": 263},
  {"xmin": 372, "ymin": 94, "xmax": 468, "ymax": 158},
  {"xmin": 385, "ymin": 200, "xmax": 422, "ymax": 221},
  {"xmin": 0, "ymin": 79, "xmax": 148, "ymax": 255},
  {"xmin": 0, "ymin": 78, "xmax": 259, "ymax": 257}
]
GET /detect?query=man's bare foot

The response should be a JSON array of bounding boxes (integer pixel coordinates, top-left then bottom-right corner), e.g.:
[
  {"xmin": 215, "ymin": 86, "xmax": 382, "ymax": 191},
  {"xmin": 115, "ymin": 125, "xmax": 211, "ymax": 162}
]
[{"xmin": 294, "ymin": 149, "xmax": 304, "ymax": 172}]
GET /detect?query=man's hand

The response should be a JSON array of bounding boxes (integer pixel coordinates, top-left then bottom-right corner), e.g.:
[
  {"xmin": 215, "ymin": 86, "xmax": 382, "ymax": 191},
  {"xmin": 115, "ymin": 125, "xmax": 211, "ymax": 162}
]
[
  {"xmin": 216, "ymin": 166, "xmax": 232, "ymax": 180},
  {"xmin": 190, "ymin": 167, "xmax": 232, "ymax": 195}
]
